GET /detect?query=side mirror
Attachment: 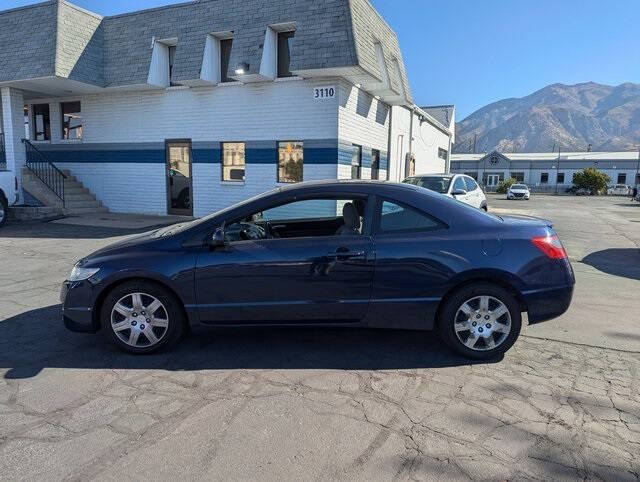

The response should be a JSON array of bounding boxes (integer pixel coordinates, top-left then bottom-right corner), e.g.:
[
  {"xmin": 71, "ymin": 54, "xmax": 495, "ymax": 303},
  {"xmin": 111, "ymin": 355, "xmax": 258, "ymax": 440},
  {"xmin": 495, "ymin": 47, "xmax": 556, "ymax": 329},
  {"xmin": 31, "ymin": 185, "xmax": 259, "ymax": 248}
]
[
  {"xmin": 452, "ymin": 189, "xmax": 467, "ymax": 196},
  {"xmin": 209, "ymin": 227, "xmax": 226, "ymax": 249}
]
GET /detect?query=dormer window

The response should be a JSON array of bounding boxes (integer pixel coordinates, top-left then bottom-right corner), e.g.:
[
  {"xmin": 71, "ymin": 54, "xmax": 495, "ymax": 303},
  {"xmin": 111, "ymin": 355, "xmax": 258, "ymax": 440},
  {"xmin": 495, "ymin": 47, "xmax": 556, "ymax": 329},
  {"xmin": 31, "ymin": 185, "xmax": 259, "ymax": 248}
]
[
  {"xmin": 220, "ymin": 38, "xmax": 233, "ymax": 83},
  {"xmin": 277, "ymin": 31, "xmax": 295, "ymax": 78},
  {"xmin": 168, "ymin": 45, "xmax": 179, "ymax": 86}
]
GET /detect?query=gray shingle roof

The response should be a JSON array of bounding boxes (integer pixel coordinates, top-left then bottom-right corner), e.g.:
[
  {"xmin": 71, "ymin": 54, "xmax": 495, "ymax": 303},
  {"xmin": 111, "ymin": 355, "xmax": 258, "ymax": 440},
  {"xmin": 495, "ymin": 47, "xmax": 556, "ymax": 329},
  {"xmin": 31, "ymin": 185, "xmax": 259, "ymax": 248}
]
[
  {"xmin": 422, "ymin": 105, "xmax": 455, "ymax": 129},
  {"xmin": 0, "ymin": 0, "xmax": 412, "ymax": 102}
]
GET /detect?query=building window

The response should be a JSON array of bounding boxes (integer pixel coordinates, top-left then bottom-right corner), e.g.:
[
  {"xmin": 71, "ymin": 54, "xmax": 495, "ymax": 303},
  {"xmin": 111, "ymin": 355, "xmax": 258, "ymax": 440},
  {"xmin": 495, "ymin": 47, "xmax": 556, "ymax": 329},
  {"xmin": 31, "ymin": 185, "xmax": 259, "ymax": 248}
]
[
  {"xmin": 61, "ymin": 101, "xmax": 82, "ymax": 140},
  {"xmin": 371, "ymin": 149, "xmax": 380, "ymax": 180},
  {"xmin": 32, "ymin": 104, "xmax": 51, "ymax": 141},
  {"xmin": 438, "ymin": 147, "xmax": 448, "ymax": 160},
  {"xmin": 540, "ymin": 172, "xmax": 549, "ymax": 184},
  {"xmin": 351, "ymin": 145, "xmax": 362, "ymax": 179},
  {"xmin": 557, "ymin": 172, "xmax": 565, "ymax": 184},
  {"xmin": 168, "ymin": 45, "xmax": 183, "ymax": 86},
  {"xmin": 510, "ymin": 172, "xmax": 525, "ymax": 182},
  {"xmin": 220, "ymin": 39, "xmax": 233, "ymax": 83},
  {"xmin": 277, "ymin": 31, "xmax": 295, "ymax": 78},
  {"xmin": 278, "ymin": 141, "xmax": 303, "ymax": 183},
  {"xmin": 221, "ymin": 142, "xmax": 245, "ymax": 182},
  {"xmin": 618, "ymin": 173, "xmax": 627, "ymax": 184}
]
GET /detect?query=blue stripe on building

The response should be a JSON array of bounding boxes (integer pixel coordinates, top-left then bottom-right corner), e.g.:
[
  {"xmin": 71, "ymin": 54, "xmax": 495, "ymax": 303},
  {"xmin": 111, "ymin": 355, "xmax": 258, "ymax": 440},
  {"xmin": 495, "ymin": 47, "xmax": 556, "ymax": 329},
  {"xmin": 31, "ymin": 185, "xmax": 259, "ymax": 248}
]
[{"xmin": 38, "ymin": 139, "xmax": 385, "ymax": 167}]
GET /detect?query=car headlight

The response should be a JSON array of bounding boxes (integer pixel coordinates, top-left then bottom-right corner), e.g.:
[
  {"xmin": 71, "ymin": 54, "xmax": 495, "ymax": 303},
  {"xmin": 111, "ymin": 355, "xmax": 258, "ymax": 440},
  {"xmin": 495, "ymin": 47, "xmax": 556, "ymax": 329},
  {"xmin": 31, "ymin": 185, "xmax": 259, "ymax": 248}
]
[{"xmin": 68, "ymin": 265, "xmax": 100, "ymax": 282}]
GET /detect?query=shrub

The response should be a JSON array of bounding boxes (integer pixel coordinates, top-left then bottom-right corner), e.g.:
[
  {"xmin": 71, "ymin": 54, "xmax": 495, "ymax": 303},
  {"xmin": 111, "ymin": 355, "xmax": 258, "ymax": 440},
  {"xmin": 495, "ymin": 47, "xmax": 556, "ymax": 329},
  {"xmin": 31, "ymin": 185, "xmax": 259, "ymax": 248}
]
[
  {"xmin": 496, "ymin": 178, "xmax": 517, "ymax": 194},
  {"xmin": 572, "ymin": 168, "xmax": 610, "ymax": 195}
]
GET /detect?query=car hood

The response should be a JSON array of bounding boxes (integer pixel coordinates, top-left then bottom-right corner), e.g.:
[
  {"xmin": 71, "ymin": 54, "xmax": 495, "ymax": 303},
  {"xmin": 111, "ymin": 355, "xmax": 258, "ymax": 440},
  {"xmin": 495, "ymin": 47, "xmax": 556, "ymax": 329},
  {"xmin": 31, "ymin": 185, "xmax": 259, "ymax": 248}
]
[
  {"xmin": 83, "ymin": 229, "xmax": 161, "ymax": 261},
  {"xmin": 500, "ymin": 214, "xmax": 552, "ymax": 228}
]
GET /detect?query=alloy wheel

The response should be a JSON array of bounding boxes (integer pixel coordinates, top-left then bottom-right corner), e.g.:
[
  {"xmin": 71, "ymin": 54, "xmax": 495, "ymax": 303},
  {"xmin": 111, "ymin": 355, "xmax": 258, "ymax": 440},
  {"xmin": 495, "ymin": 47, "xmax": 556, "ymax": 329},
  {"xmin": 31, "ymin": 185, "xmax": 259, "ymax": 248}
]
[
  {"xmin": 110, "ymin": 292, "xmax": 169, "ymax": 348},
  {"xmin": 453, "ymin": 295, "xmax": 512, "ymax": 351}
]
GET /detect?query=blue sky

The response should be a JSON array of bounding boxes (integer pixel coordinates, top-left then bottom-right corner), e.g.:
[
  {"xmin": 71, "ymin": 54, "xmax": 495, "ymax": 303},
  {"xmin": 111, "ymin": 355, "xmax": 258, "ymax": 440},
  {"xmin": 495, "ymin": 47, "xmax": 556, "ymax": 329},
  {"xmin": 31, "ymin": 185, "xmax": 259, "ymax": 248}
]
[{"xmin": 5, "ymin": 0, "xmax": 639, "ymax": 119}]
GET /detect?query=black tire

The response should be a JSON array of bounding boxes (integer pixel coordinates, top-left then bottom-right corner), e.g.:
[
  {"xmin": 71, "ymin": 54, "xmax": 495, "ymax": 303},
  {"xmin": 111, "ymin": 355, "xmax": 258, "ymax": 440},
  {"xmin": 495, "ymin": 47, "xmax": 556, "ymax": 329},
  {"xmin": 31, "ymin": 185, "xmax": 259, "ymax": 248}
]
[
  {"xmin": 481, "ymin": 204, "xmax": 488, "ymax": 211},
  {"xmin": 0, "ymin": 194, "xmax": 8, "ymax": 227},
  {"xmin": 437, "ymin": 282, "xmax": 522, "ymax": 360},
  {"xmin": 100, "ymin": 280, "xmax": 185, "ymax": 354}
]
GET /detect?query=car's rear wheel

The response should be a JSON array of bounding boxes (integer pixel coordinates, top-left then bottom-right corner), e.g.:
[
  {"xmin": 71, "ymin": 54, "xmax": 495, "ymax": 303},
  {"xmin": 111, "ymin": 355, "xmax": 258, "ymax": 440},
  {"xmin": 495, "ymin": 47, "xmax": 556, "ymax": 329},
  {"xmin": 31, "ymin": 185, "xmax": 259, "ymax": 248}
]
[
  {"xmin": 101, "ymin": 280, "xmax": 184, "ymax": 354},
  {"xmin": 438, "ymin": 283, "xmax": 521, "ymax": 360}
]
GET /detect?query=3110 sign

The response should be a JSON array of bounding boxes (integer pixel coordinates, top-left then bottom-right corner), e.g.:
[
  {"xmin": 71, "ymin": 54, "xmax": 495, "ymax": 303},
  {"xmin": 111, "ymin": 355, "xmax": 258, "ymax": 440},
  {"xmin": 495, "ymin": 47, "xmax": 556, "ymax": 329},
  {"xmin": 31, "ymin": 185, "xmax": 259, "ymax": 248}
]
[{"xmin": 313, "ymin": 87, "xmax": 336, "ymax": 99}]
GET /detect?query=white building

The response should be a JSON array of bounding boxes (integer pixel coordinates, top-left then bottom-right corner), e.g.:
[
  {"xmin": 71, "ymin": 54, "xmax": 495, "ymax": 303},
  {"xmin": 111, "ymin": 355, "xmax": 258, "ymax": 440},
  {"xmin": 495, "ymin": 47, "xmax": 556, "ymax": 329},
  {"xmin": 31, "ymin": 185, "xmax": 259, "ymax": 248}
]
[
  {"xmin": 0, "ymin": 0, "xmax": 453, "ymax": 217},
  {"xmin": 451, "ymin": 150, "xmax": 640, "ymax": 191}
]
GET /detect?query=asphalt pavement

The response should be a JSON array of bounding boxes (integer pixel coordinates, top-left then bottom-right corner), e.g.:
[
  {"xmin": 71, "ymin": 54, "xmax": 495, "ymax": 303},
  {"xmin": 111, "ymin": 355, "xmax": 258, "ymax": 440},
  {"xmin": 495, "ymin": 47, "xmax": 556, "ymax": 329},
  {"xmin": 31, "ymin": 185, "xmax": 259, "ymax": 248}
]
[{"xmin": 0, "ymin": 195, "xmax": 638, "ymax": 480}]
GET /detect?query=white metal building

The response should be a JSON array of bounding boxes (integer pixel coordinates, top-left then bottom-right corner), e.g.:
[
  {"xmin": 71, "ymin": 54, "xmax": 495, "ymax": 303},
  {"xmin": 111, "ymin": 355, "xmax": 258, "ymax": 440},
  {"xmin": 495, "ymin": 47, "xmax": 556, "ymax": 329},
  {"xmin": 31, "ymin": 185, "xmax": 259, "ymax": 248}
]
[
  {"xmin": 451, "ymin": 150, "xmax": 640, "ymax": 192},
  {"xmin": 0, "ymin": 0, "xmax": 454, "ymax": 217}
]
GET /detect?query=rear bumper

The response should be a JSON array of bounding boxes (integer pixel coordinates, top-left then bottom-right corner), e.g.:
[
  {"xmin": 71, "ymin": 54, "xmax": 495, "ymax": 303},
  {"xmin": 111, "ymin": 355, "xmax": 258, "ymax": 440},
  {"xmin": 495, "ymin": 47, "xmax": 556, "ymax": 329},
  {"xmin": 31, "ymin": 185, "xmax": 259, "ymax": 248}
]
[
  {"xmin": 523, "ymin": 284, "xmax": 574, "ymax": 324},
  {"xmin": 61, "ymin": 280, "xmax": 100, "ymax": 333}
]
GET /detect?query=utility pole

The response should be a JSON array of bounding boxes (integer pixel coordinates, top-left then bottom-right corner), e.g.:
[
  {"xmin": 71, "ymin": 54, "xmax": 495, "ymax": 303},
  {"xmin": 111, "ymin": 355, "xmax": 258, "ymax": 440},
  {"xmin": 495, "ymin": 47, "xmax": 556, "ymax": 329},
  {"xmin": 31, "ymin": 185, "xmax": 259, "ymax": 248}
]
[
  {"xmin": 555, "ymin": 147, "xmax": 561, "ymax": 195},
  {"xmin": 473, "ymin": 133, "xmax": 477, "ymax": 154}
]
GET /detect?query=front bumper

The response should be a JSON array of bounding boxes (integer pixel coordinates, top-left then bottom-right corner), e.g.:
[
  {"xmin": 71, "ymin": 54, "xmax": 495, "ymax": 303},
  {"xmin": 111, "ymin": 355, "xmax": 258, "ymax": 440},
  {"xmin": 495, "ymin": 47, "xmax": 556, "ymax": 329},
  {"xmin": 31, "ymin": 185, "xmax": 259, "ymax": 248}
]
[
  {"xmin": 523, "ymin": 284, "xmax": 574, "ymax": 324},
  {"xmin": 61, "ymin": 280, "xmax": 100, "ymax": 333}
]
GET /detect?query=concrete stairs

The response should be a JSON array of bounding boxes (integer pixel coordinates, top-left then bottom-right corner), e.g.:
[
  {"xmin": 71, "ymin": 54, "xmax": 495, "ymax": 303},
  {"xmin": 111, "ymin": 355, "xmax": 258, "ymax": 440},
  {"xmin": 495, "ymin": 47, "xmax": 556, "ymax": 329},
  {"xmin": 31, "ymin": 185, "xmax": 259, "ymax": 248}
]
[{"xmin": 21, "ymin": 168, "xmax": 109, "ymax": 216}]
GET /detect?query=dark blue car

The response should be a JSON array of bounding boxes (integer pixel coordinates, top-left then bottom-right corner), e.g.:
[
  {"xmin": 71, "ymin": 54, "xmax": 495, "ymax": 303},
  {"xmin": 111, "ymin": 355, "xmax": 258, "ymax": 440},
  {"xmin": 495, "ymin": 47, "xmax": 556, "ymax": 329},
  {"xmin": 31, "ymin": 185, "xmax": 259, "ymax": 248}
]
[{"xmin": 61, "ymin": 181, "xmax": 574, "ymax": 359}]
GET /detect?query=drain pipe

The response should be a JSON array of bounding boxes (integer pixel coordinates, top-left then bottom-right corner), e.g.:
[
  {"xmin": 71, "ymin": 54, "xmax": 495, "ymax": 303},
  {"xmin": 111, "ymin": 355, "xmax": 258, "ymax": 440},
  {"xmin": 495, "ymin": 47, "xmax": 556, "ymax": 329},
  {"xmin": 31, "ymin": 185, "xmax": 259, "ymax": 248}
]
[
  {"xmin": 386, "ymin": 104, "xmax": 393, "ymax": 181},
  {"xmin": 407, "ymin": 105, "xmax": 414, "ymax": 179}
]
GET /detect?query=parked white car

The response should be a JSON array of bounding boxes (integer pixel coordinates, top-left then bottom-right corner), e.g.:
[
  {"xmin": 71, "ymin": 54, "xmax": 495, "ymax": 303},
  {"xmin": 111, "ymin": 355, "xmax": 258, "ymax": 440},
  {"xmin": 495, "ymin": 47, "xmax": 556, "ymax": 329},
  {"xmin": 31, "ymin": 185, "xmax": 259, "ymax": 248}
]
[
  {"xmin": 0, "ymin": 170, "xmax": 19, "ymax": 227},
  {"xmin": 403, "ymin": 174, "xmax": 488, "ymax": 211},
  {"xmin": 607, "ymin": 184, "xmax": 631, "ymax": 196},
  {"xmin": 507, "ymin": 183, "xmax": 531, "ymax": 200}
]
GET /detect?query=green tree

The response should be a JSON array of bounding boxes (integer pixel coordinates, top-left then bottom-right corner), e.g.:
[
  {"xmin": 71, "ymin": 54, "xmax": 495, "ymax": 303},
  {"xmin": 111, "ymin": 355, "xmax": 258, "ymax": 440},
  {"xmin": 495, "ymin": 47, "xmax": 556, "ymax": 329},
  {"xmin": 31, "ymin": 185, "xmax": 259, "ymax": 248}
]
[
  {"xmin": 496, "ymin": 178, "xmax": 517, "ymax": 194},
  {"xmin": 572, "ymin": 167, "xmax": 610, "ymax": 194}
]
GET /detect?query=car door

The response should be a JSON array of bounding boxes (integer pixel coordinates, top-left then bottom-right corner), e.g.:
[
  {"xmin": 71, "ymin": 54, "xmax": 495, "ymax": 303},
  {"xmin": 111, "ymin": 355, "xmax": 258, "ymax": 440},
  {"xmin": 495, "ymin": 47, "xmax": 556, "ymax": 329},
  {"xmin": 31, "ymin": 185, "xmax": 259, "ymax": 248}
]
[
  {"xmin": 368, "ymin": 197, "xmax": 452, "ymax": 329},
  {"xmin": 194, "ymin": 196, "xmax": 375, "ymax": 324}
]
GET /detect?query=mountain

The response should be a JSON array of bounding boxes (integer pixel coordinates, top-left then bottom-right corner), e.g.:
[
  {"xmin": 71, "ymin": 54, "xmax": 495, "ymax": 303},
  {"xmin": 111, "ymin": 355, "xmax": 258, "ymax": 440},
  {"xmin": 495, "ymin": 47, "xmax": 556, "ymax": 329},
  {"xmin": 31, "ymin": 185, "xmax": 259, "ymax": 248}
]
[{"xmin": 453, "ymin": 82, "xmax": 640, "ymax": 153}]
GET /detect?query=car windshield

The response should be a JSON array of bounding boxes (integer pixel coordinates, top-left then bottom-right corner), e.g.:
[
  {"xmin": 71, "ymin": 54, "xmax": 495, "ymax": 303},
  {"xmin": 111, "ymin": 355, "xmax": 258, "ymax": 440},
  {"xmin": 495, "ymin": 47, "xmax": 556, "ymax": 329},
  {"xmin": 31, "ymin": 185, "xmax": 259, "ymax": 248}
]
[
  {"xmin": 404, "ymin": 176, "xmax": 452, "ymax": 194},
  {"xmin": 511, "ymin": 184, "xmax": 528, "ymax": 189},
  {"xmin": 156, "ymin": 188, "xmax": 282, "ymax": 236}
]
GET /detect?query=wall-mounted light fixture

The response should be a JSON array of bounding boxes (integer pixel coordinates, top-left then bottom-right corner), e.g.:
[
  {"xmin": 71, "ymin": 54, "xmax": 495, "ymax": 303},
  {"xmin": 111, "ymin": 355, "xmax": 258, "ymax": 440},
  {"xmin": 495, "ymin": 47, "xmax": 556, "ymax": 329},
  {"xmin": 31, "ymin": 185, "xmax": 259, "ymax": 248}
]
[{"xmin": 235, "ymin": 62, "xmax": 249, "ymax": 75}]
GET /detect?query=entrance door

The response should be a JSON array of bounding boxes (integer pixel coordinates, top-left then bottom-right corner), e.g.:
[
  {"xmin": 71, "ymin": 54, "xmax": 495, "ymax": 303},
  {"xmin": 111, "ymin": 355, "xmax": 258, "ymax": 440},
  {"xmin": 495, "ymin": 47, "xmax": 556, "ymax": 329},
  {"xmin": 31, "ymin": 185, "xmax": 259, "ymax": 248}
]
[
  {"xmin": 487, "ymin": 174, "xmax": 500, "ymax": 188},
  {"xmin": 166, "ymin": 140, "xmax": 193, "ymax": 216}
]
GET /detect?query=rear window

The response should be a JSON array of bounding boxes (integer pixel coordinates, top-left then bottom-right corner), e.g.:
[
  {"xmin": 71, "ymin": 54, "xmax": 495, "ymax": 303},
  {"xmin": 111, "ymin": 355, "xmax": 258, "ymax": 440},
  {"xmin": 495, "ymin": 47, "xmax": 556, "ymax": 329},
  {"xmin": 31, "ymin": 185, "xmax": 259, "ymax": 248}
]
[
  {"xmin": 404, "ymin": 176, "xmax": 452, "ymax": 194},
  {"xmin": 378, "ymin": 200, "xmax": 443, "ymax": 233}
]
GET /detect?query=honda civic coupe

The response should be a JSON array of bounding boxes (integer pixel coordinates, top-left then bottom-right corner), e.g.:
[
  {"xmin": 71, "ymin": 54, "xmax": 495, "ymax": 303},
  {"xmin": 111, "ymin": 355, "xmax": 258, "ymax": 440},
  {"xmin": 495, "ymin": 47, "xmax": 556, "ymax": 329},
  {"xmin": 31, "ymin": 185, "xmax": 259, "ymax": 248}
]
[{"xmin": 61, "ymin": 181, "xmax": 574, "ymax": 360}]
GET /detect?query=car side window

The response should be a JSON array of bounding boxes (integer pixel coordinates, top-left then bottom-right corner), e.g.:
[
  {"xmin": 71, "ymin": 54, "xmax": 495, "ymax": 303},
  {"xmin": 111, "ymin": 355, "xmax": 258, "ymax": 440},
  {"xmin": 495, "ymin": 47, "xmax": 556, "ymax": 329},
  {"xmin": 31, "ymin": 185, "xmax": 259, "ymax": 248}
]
[
  {"xmin": 453, "ymin": 177, "xmax": 467, "ymax": 192},
  {"xmin": 224, "ymin": 197, "xmax": 368, "ymax": 243},
  {"xmin": 377, "ymin": 200, "xmax": 444, "ymax": 234},
  {"xmin": 464, "ymin": 177, "xmax": 478, "ymax": 191}
]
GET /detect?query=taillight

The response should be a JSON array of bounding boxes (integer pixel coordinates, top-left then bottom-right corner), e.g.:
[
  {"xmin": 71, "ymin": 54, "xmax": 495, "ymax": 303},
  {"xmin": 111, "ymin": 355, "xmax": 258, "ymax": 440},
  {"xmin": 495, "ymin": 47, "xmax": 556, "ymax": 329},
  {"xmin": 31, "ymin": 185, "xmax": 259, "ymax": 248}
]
[{"xmin": 532, "ymin": 234, "xmax": 567, "ymax": 259}]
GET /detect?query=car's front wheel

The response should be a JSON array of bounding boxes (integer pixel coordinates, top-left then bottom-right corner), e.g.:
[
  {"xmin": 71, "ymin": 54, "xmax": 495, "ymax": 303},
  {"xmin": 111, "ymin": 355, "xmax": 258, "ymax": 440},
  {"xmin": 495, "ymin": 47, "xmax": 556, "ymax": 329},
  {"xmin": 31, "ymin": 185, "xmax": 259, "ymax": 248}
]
[
  {"xmin": 101, "ymin": 280, "xmax": 185, "ymax": 354},
  {"xmin": 438, "ymin": 283, "xmax": 522, "ymax": 360}
]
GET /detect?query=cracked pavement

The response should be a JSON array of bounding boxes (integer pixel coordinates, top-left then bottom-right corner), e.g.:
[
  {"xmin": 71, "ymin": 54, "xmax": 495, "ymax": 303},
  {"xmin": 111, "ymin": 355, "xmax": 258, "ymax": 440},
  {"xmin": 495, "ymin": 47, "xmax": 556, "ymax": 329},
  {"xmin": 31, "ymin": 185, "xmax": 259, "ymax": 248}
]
[{"xmin": 1, "ymin": 195, "xmax": 639, "ymax": 480}]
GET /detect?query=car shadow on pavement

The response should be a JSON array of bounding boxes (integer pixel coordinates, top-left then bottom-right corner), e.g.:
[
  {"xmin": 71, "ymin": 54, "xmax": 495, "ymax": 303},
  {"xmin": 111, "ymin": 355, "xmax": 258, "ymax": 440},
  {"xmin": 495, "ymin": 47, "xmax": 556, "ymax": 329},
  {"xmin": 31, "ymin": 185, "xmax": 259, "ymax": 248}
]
[
  {"xmin": 581, "ymin": 248, "xmax": 640, "ymax": 281},
  {"xmin": 0, "ymin": 305, "xmax": 499, "ymax": 379}
]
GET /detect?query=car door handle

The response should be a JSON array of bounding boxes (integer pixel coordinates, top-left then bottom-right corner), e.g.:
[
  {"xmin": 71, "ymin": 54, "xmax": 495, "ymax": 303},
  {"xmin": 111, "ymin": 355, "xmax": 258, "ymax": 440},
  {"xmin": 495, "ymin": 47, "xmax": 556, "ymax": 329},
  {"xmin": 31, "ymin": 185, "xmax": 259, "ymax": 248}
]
[{"xmin": 326, "ymin": 250, "xmax": 366, "ymax": 259}]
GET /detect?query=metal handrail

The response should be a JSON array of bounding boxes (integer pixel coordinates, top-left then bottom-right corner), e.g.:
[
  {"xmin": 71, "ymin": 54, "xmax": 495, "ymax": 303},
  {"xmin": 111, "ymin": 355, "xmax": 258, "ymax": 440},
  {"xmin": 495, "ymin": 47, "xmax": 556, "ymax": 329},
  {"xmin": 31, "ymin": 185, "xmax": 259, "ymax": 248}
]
[
  {"xmin": 22, "ymin": 139, "xmax": 67, "ymax": 206},
  {"xmin": 0, "ymin": 133, "xmax": 6, "ymax": 170}
]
